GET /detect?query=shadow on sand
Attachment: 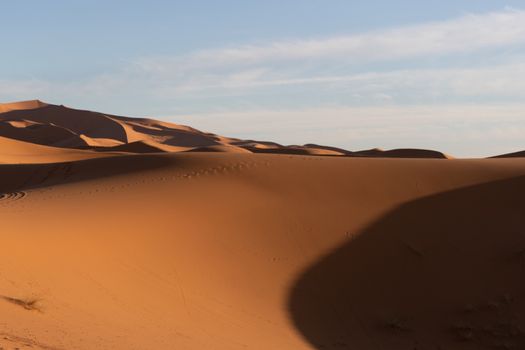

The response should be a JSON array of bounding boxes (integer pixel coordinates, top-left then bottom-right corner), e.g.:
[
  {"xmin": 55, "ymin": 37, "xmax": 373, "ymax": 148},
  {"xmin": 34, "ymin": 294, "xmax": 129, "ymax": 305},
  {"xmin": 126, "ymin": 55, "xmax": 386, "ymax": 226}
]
[
  {"xmin": 0, "ymin": 153, "xmax": 178, "ymax": 194},
  {"xmin": 289, "ymin": 176, "xmax": 525, "ymax": 349}
]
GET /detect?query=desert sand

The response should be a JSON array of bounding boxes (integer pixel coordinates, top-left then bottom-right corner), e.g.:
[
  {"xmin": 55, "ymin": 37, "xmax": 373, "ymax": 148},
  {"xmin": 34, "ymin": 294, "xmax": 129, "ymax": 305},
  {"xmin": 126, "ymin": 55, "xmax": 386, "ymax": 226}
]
[{"xmin": 1, "ymin": 100, "xmax": 524, "ymax": 350}]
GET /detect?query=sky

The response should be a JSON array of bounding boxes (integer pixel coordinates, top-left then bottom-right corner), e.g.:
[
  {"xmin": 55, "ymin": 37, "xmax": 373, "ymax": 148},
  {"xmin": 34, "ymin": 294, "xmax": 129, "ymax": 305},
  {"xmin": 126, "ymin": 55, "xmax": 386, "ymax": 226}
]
[{"xmin": 1, "ymin": 0, "xmax": 525, "ymax": 157}]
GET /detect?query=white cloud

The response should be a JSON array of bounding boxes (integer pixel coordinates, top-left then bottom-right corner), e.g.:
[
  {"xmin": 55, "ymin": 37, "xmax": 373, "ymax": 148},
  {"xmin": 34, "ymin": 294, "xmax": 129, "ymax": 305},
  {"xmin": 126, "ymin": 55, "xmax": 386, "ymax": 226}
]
[
  {"xmin": 5, "ymin": 9, "xmax": 525, "ymax": 105},
  {"xmin": 131, "ymin": 62, "xmax": 525, "ymax": 108},
  {"xmin": 111, "ymin": 9, "xmax": 525, "ymax": 100},
  {"xmin": 136, "ymin": 9, "xmax": 525, "ymax": 72}
]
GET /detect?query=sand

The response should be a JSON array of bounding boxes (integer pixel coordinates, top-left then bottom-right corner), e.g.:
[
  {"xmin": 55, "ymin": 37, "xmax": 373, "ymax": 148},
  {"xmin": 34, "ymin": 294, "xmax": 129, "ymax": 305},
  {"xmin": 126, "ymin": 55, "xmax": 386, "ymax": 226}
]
[{"xmin": 1, "ymin": 100, "xmax": 524, "ymax": 349}]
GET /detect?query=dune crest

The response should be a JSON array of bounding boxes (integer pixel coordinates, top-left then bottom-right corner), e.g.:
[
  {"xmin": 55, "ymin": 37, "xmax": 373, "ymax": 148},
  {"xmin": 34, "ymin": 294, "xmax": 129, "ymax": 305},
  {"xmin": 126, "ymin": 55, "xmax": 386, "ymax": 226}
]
[{"xmin": 0, "ymin": 100, "xmax": 48, "ymax": 113}]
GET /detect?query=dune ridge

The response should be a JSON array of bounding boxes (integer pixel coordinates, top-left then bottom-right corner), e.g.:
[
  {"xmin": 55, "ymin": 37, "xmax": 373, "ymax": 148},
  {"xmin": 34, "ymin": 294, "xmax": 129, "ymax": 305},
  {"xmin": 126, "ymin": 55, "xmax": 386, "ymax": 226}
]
[
  {"xmin": 0, "ymin": 100, "xmax": 451, "ymax": 160},
  {"xmin": 0, "ymin": 99, "xmax": 48, "ymax": 113}
]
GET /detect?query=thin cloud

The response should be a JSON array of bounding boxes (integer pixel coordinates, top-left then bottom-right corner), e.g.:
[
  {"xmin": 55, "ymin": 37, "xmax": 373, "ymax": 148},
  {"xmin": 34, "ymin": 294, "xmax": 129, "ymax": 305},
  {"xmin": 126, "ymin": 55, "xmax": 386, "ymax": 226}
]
[
  {"xmin": 5, "ymin": 9, "xmax": 525, "ymax": 105},
  {"xmin": 118, "ymin": 8, "xmax": 525, "ymax": 100},
  {"xmin": 136, "ymin": 9, "xmax": 525, "ymax": 72},
  {"xmin": 152, "ymin": 62, "xmax": 525, "ymax": 98}
]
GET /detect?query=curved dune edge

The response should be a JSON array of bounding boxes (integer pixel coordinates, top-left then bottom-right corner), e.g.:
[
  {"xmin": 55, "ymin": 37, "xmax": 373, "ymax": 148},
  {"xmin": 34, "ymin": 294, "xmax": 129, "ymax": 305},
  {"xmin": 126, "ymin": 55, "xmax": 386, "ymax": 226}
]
[
  {"xmin": 0, "ymin": 100, "xmax": 454, "ymax": 160},
  {"xmin": 0, "ymin": 100, "xmax": 48, "ymax": 113}
]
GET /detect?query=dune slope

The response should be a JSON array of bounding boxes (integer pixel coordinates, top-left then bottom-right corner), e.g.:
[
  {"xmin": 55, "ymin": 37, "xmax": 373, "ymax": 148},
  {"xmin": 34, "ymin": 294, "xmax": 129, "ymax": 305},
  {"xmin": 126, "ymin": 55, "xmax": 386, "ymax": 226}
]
[{"xmin": 1, "ymin": 152, "xmax": 525, "ymax": 349}]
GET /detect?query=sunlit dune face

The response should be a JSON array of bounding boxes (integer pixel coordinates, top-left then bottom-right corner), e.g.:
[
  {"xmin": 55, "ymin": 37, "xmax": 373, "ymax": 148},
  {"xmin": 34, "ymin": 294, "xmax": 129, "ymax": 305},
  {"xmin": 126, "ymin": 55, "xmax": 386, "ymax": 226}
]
[{"xmin": 0, "ymin": 100, "xmax": 48, "ymax": 113}]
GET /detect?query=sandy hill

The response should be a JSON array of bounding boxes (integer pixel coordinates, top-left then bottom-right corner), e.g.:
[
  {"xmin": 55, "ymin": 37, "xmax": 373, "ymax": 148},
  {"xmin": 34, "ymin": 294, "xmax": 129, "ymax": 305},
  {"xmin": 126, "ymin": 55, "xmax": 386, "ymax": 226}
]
[
  {"xmin": 0, "ymin": 99, "xmax": 48, "ymax": 113},
  {"xmin": 0, "ymin": 100, "xmax": 524, "ymax": 350},
  {"xmin": 0, "ymin": 100, "xmax": 452, "ymax": 159},
  {"xmin": 491, "ymin": 150, "xmax": 525, "ymax": 158}
]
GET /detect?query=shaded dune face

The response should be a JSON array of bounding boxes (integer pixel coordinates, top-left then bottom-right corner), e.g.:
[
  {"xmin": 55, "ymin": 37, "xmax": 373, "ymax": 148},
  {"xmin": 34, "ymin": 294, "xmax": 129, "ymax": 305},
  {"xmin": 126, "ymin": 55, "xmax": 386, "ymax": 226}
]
[
  {"xmin": 354, "ymin": 148, "xmax": 453, "ymax": 159},
  {"xmin": 0, "ymin": 105, "xmax": 129, "ymax": 145},
  {"xmin": 0, "ymin": 153, "xmax": 176, "ymax": 194},
  {"xmin": 289, "ymin": 175, "xmax": 525, "ymax": 349},
  {"xmin": 0, "ymin": 119, "xmax": 90, "ymax": 148},
  {"xmin": 492, "ymin": 150, "xmax": 525, "ymax": 158}
]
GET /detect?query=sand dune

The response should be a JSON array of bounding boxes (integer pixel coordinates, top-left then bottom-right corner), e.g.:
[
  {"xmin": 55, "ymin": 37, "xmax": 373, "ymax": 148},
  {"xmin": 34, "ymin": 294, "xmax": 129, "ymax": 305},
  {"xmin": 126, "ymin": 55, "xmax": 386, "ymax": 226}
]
[
  {"xmin": 1, "ymin": 100, "xmax": 525, "ymax": 349},
  {"xmin": 0, "ymin": 100, "xmax": 453, "ymax": 158},
  {"xmin": 352, "ymin": 147, "xmax": 453, "ymax": 159},
  {"xmin": 1, "ymin": 153, "xmax": 525, "ymax": 349},
  {"xmin": 0, "ymin": 99, "xmax": 48, "ymax": 113},
  {"xmin": 491, "ymin": 150, "xmax": 525, "ymax": 158}
]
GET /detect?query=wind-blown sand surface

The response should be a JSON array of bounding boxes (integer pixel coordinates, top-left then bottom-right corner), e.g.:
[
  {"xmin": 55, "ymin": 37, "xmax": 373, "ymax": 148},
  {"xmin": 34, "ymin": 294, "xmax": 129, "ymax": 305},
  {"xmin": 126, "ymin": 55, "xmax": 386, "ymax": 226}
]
[{"xmin": 1, "ymin": 101, "xmax": 524, "ymax": 349}]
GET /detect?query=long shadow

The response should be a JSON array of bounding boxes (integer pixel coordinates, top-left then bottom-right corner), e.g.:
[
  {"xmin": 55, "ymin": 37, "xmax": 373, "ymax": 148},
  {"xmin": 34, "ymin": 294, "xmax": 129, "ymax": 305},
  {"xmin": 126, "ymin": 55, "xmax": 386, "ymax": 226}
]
[
  {"xmin": 0, "ymin": 153, "xmax": 178, "ymax": 194},
  {"xmin": 289, "ymin": 176, "xmax": 525, "ymax": 349}
]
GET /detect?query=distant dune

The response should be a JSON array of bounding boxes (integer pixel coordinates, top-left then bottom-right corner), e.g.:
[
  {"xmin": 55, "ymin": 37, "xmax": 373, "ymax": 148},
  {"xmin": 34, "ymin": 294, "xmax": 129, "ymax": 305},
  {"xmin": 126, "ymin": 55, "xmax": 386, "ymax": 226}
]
[
  {"xmin": 491, "ymin": 150, "xmax": 525, "ymax": 158},
  {"xmin": 0, "ymin": 99, "xmax": 48, "ymax": 113},
  {"xmin": 1, "ymin": 100, "xmax": 524, "ymax": 349},
  {"xmin": 0, "ymin": 100, "xmax": 451, "ymax": 159}
]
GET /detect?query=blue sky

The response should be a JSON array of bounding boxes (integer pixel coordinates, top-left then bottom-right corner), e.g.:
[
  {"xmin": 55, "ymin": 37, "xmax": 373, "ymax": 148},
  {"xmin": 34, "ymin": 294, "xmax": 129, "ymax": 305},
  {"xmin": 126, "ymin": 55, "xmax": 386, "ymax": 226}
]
[{"xmin": 2, "ymin": 1, "xmax": 525, "ymax": 156}]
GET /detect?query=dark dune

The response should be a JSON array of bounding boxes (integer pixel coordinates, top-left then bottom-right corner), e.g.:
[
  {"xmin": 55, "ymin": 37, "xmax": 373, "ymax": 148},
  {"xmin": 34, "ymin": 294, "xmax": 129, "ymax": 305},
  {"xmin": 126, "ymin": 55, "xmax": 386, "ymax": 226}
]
[
  {"xmin": 491, "ymin": 150, "xmax": 525, "ymax": 158},
  {"xmin": 353, "ymin": 148, "xmax": 452, "ymax": 159}
]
